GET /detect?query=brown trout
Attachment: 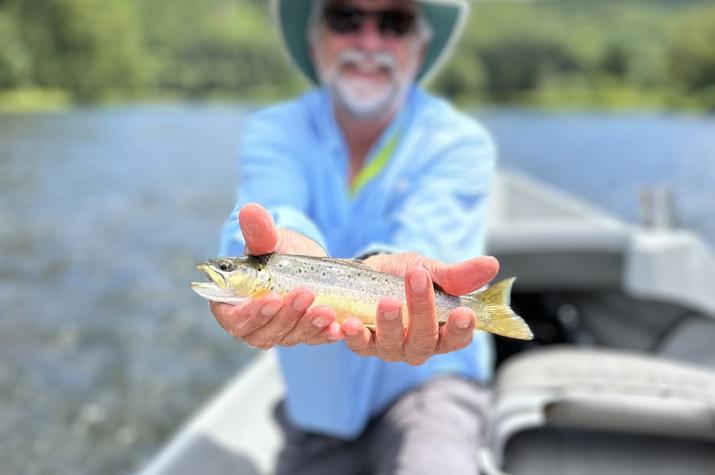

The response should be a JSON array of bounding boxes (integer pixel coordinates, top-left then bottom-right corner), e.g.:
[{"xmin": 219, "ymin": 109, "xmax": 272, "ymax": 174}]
[{"xmin": 191, "ymin": 254, "xmax": 533, "ymax": 340}]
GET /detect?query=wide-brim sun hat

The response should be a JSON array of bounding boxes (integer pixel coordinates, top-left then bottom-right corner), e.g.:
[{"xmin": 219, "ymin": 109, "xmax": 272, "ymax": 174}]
[{"xmin": 271, "ymin": 0, "xmax": 470, "ymax": 85}]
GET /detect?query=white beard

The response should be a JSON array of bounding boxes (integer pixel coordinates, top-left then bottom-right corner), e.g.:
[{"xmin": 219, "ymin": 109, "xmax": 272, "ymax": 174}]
[
  {"xmin": 319, "ymin": 49, "xmax": 412, "ymax": 119},
  {"xmin": 333, "ymin": 74, "xmax": 398, "ymax": 118}
]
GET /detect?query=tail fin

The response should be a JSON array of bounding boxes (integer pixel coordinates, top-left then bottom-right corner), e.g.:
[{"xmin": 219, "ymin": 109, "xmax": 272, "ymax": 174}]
[{"xmin": 462, "ymin": 277, "xmax": 533, "ymax": 340}]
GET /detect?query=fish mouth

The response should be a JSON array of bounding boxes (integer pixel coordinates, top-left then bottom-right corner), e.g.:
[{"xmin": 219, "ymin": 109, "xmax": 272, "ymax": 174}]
[
  {"xmin": 190, "ymin": 281, "xmax": 248, "ymax": 305},
  {"xmin": 190, "ymin": 263, "xmax": 250, "ymax": 306},
  {"xmin": 196, "ymin": 263, "xmax": 227, "ymax": 288}
]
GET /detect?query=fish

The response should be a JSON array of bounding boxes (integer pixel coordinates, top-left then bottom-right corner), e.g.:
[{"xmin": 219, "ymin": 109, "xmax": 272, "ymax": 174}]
[{"xmin": 190, "ymin": 253, "xmax": 534, "ymax": 340}]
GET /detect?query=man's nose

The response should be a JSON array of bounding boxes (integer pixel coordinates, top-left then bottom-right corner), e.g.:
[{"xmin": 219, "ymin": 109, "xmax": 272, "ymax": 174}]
[{"xmin": 354, "ymin": 17, "xmax": 385, "ymax": 51}]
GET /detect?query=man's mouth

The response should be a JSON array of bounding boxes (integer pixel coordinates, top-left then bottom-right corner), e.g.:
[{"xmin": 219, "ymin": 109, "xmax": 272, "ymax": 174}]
[
  {"xmin": 336, "ymin": 49, "xmax": 395, "ymax": 82},
  {"xmin": 341, "ymin": 62, "xmax": 392, "ymax": 81}
]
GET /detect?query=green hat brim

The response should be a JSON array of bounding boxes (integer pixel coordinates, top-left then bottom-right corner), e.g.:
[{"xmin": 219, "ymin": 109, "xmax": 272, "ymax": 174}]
[{"xmin": 272, "ymin": 0, "xmax": 469, "ymax": 85}]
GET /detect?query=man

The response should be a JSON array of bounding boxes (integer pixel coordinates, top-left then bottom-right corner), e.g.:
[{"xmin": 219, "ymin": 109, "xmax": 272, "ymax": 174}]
[{"xmin": 212, "ymin": 0, "xmax": 498, "ymax": 473}]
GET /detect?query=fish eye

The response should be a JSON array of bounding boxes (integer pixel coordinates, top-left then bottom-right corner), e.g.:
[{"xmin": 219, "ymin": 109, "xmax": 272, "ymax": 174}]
[{"xmin": 217, "ymin": 260, "xmax": 234, "ymax": 272}]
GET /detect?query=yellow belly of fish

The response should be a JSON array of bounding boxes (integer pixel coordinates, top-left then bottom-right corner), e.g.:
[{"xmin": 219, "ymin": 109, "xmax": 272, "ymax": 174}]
[{"xmin": 312, "ymin": 293, "xmax": 385, "ymax": 328}]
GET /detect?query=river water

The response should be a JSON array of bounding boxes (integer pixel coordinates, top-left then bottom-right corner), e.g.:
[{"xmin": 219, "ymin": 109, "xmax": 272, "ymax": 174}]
[{"xmin": 0, "ymin": 105, "xmax": 713, "ymax": 474}]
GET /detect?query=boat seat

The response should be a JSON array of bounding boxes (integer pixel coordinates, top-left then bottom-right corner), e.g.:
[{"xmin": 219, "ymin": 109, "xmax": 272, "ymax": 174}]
[{"xmin": 479, "ymin": 346, "xmax": 715, "ymax": 475}]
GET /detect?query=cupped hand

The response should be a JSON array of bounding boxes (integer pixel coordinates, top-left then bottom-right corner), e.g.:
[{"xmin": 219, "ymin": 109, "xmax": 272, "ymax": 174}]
[
  {"xmin": 340, "ymin": 252, "xmax": 499, "ymax": 365},
  {"xmin": 209, "ymin": 203, "xmax": 341, "ymax": 348}
]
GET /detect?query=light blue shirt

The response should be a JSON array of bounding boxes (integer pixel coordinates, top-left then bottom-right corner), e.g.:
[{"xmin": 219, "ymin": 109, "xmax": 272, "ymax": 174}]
[{"xmin": 220, "ymin": 86, "xmax": 496, "ymax": 439}]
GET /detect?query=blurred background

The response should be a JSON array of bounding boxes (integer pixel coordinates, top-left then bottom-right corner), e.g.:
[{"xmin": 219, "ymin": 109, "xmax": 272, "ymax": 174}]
[{"xmin": 0, "ymin": 0, "xmax": 713, "ymax": 474}]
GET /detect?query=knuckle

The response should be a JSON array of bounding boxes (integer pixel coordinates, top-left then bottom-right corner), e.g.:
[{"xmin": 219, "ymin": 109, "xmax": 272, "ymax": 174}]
[
  {"xmin": 280, "ymin": 324, "xmax": 310, "ymax": 346},
  {"xmin": 378, "ymin": 341, "xmax": 403, "ymax": 354},
  {"xmin": 441, "ymin": 340, "xmax": 465, "ymax": 353},
  {"xmin": 228, "ymin": 326, "xmax": 247, "ymax": 339},
  {"xmin": 376, "ymin": 332, "xmax": 403, "ymax": 348},
  {"xmin": 306, "ymin": 327, "xmax": 327, "ymax": 343},
  {"xmin": 409, "ymin": 333, "xmax": 437, "ymax": 352},
  {"xmin": 228, "ymin": 316, "xmax": 258, "ymax": 337},
  {"xmin": 346, "ymin": 338, "xmax": 368, "ymax": 352},
  {"xmin": 278, "ymin": 335, "xmax": 298, "ymax": 347},
  {"xmin": 405, "ymin": 252, "xmax": 422, "ymax": 265},
  {"xmin": 345, "ymin": 335, "xmax": 372, "ymax": 354},
  {"xmin": 275, "ymin": 325, "xmax": 295, "ymax": 340},
  {"xmin": 449, "ymin": 322, "xmax": 474, "ymax": 340},
  {"xmin": 441, "ymin": 332, "xmax": 472, "ymax": 353},
  {"xmin": 410, "ymin": 301, "xmax": 435, "ymax": 316}
]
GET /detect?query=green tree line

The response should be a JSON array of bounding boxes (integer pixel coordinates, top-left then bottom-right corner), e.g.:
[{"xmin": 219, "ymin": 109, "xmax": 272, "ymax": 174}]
[{"xmin": 0, "ymin": 0, "xmax": 714, "ymax": 110}]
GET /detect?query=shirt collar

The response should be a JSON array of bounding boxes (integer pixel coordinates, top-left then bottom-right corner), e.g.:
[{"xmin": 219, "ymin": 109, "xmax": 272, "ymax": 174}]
[{"xmin": 314, "ymin": 86, "xmax": 418, "ymax": 162}]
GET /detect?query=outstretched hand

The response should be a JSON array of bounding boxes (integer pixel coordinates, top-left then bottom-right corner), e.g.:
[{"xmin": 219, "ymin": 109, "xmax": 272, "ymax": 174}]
[
  {"xmin": 341, "ymin": 252, "xmax": 499, "ymax": 365},
  {"xmin": 209, "ymin": 203, "xmax": 342, "ymax": 349},
  {"xmin": 209, "ymin": 203, "xmax": 500, "ymax": 365}
]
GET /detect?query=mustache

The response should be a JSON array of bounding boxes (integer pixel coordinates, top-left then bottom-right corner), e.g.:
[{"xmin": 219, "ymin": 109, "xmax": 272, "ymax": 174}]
[{"xmin": 337, "ymin": 49, "xmax": 396, "ymax": 72}]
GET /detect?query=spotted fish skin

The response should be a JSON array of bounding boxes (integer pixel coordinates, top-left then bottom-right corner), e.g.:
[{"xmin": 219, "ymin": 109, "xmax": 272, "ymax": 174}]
[{"xmin": 191, "ymin": 253, "xmax": 533, "ymax": 340}]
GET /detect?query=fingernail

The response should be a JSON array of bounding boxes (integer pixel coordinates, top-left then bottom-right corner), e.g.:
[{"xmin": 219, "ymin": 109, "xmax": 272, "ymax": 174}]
[
  {"xmin": 382, "ymin": 309, "xmax": 399, "ymax": 321},
  {"xmin": 261, "ymin": 302, "xmax": 281, "ymax": 317},
  {"xmin": 409, "ymin": 271, "xmax": 428, "ymax": 293},
  {"xmin": 293, "ymin": 293, "xmax": 312, "ymax": 312},
  {"xmin": 455, "ymin": 315, "xmax": 472, "ymax": 329},
  {"xmin": 311, "ymin": 317, "xmax": 328, "ymax": 328}
]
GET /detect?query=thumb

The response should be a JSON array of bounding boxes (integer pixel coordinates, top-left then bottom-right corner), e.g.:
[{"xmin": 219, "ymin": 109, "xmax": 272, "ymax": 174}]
[
  {"xmin": 432, "ymin": 256, "xmax": 500, "ymax": 296},
  {"xmin": 238, "ymin": 203, "xmax": 279, "ymax": 255}
]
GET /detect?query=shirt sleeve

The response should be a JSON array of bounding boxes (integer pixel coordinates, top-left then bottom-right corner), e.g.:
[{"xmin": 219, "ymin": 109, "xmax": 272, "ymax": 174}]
[{"xmin": 219, "ymin": 109, "xmax": 328, "ymax": 256}]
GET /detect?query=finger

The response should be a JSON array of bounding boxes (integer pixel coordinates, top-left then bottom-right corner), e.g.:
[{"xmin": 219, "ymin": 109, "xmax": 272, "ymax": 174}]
[
  {"xmin": 342, "ymin": 318, "xmax": 375, "ymax": 357},
  {"xmin": 276, "ymin": 229, "xmax": 327, "ymax": 257},
  {"xmin": 210, "ymin": 297, "xmax": 281, "ymax": 339},
  {"xmin": 374, "ymin": 297, "xmax": 405, "ymax": 362},
  {"xmin": 404, "ymin": 267, "xmax": 438, "ymax": 366},
  {"xmin": 430, "ymin": 256, "xmax": 500, "ymax": 296},
  {"xmin": 280, "ymin": 304, "xmax": 336, "ymax": 346},
  {"xmin": 243, "ymin": 288, "xmax": 314, "ymax": 348},
  {"xmin": 306, "ymin": 322, "xmax": 343, "ymax": 345},
  {"xmin": 239, "ymin": 203, "xmax": 279, "ymax": 255},
  {"xmin": 435, "ymin": 307, "xmax": 476, "ymax": 354},
  {"xmin": 362, "ymin": 251, "xmax": 424, "ymax": 277}
]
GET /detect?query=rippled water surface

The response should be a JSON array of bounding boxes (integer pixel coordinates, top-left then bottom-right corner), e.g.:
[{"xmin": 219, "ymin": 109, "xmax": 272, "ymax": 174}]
[{"xmin": 0, "ymin": 106, "xmax": 713, "ymax": 474}]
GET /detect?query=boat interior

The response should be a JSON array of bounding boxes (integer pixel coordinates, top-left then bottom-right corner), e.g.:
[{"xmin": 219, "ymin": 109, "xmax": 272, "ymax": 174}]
[
  {"xmin": 482, "ymin": 171, "xmax": 715, "ymax": 474},
  {"xmin": 140, "ymin": 171, "xmax": 715, "ymax": 475}
]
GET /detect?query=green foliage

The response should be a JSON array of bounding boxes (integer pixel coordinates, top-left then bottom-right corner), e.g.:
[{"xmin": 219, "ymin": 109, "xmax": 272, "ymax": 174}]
[
  {"xmin": 132, "ymin": 0, "xmax": 304, "ymax": 98},
  {"xmin": 0, "ymin": 8, "xmax": 30, "ymax": 88},
  {"xmin": 0, "ymin": 0, "xmax": 714, "ymax": 109},
  {"xmin": 6, "ymin": 0, "xmax": 148, "ymax": 101},
  {"xmin": 669, "ymin": 5, "xmax": 715, "ymax": 108}
]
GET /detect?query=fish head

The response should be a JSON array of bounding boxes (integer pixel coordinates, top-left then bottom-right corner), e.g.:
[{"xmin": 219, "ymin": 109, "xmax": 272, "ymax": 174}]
[{"xmin": 190, "ymin": 256, "xmax": 272, "ymax": 305}]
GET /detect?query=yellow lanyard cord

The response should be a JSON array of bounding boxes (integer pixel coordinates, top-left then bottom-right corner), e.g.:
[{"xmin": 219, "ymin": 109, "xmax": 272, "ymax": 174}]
[{"xmin": 349, "ymin": 130, "xmax": 400, "ymax": 198}]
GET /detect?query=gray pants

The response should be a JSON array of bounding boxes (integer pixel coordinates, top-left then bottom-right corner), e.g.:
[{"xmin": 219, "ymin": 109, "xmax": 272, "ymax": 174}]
[{"xmin": 275, "ymin": 376, "xmax": 489, "ymax": 475}]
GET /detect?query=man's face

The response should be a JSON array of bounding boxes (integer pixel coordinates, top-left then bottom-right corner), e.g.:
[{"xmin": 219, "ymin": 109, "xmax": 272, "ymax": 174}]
[{"xmin": 311, "ymin": 0, "xmax": 426, "ymax": 119}]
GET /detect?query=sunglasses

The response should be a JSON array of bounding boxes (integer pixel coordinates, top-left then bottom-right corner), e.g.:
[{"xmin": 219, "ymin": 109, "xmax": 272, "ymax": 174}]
[{"xmin": 323, "ymin": 5, "xmax": 417, "ymax": 37}]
